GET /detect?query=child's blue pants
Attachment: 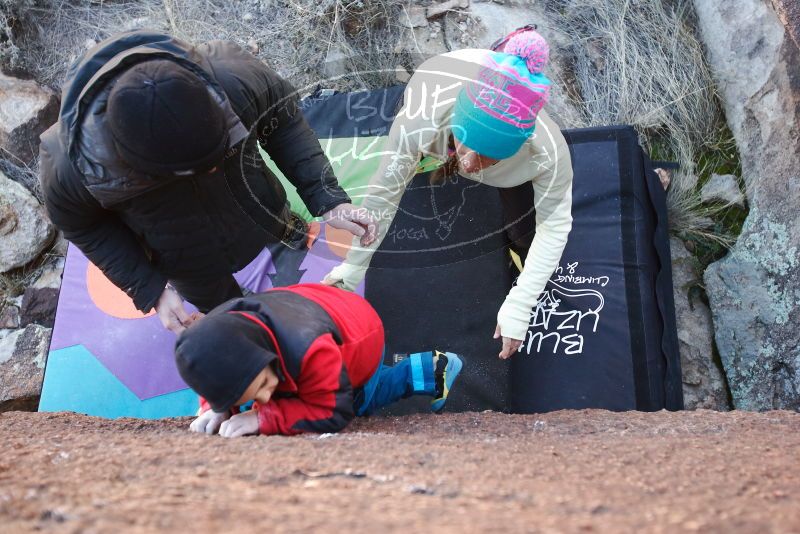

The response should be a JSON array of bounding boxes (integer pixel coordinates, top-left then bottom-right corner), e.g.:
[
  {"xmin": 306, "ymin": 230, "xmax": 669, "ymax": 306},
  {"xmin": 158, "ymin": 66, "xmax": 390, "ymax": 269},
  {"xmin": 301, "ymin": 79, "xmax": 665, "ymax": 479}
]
[{"xmin": 354, "ymin": 351, "xmax": 436, "ymax": 416}]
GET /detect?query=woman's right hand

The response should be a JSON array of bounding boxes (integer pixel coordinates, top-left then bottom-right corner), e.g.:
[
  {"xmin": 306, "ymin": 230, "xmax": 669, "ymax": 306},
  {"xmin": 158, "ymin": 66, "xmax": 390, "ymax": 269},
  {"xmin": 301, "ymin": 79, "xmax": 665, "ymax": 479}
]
[
  {"xmin": 320, "ymin": 275, "xmax": 347, "ymax": 289},
  {"xmin": 494, "ymin": 324, "xmax": 523, "ymax": 359}
]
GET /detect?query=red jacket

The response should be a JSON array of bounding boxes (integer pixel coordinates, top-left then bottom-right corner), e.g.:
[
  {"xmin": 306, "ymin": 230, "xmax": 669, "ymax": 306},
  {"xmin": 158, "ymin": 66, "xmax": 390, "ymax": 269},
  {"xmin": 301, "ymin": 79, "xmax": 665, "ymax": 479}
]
[{"xmin": 200, "ymin": 284, "xmax": 384, "ymax": 435}]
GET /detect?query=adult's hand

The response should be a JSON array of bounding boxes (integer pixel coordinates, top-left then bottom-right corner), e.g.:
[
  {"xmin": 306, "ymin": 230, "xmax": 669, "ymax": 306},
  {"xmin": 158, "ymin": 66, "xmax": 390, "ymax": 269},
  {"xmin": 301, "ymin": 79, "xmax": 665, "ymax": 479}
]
[
  {"xmin": 320, "ymin": 275, "xmax": 347, "ymax": 289},
  {"xmin": 154, "ymin": 286, "xmax": 191, "ymax": 335},
  {"xmin": 189, "ymin": 410, "xmax": 230, "ymax": 435},
  {"xmin": 219, "ymin": 410, "xmax": 259, "ymax": 438},
  {"xmin": 494, "ymin": 324, "xmax": 523, "ymax": 359},
  {"xmin": 184, "ymin": 311, "xmax": 206, "ymax": 328},
  {"xmin": 322, "ymin": 203, "xmax": 379, "ymax": 247}
]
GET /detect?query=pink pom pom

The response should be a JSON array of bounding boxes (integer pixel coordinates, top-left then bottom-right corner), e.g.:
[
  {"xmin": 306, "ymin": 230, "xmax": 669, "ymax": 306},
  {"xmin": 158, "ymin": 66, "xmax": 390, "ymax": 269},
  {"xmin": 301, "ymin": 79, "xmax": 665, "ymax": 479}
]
[{"xmin": 503, "ymin": 30, "xmax": 549, "ymax": 74}]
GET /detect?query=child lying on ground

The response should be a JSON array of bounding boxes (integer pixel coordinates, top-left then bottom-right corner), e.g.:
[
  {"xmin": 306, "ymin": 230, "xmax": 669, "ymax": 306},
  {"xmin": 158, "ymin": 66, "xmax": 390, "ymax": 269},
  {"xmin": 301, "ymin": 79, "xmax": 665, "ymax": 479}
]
[{"xmin": 174, "ymin": 283, "xmax": 463, "ymax": 438}]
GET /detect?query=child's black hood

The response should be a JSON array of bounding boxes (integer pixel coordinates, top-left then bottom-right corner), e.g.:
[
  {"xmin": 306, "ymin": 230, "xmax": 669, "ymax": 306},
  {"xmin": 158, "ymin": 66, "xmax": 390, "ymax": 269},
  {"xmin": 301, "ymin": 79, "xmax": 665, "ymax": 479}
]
[
  {"xmin": 175, "ymin": 311, "xmax": 278, "ymax": 413},
  {"xmin": 174, "ymin": 289, "xmax": 343, "ymax": 413}
]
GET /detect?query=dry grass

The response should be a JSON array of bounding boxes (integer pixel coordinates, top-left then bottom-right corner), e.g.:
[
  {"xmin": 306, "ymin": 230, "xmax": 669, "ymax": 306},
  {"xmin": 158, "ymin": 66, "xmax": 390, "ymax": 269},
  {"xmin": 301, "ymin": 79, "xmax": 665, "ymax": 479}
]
[
  {"xmin": 2, "ymin": 0, "xmax": 413, "ymax": 92},
  {"xmin": 544, "ymin": 0, "xmax": 742, "ymax": 249},
  {"xmin": 1, "ymin": 147, "xmax": 42, "ymax": 201},
  {"xmin": 1, "ymin": 0, "xmax": 742, "ymax": 255},
  {"xmin": 0, "ymin": 242, "xmax": 60, "ymax": 315}
]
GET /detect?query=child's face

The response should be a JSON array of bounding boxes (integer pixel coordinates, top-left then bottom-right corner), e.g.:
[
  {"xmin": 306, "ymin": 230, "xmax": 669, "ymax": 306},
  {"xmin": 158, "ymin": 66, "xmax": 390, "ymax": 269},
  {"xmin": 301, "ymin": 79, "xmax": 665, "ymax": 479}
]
[{"xmin": 235, "ymin": 364, "xmax": 280, "ymax": 406}]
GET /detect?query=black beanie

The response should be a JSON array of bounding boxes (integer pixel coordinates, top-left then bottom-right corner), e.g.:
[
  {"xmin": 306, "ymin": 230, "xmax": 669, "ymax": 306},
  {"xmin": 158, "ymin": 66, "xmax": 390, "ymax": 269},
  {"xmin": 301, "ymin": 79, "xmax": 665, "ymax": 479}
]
[
  {"xmin": 175, "ymin": 311, "xmax": 278, "ymax": 413},
  {"xmin": 107, "ymin": 59, "xmax": 228, "ymax": 176}
]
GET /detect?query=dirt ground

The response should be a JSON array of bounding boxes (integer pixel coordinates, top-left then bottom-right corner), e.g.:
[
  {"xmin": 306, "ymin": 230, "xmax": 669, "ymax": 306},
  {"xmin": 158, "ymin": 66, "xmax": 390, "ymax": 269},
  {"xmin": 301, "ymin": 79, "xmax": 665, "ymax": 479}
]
[{"xmin": 0, "ymin": 410, "xmax": 798, "ymax": 533}]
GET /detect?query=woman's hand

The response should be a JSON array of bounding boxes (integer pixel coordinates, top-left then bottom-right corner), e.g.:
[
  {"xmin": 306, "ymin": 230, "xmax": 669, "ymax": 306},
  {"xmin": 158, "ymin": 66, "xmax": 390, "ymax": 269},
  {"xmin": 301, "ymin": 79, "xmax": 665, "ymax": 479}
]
[
  {"xmin": 494, "ymin": 324, "xmax": 523, "ymax": 359},
  {"xmin": 219, "ymin": 410, "xmax": 259, "ymax": 438},
  {"xmin": 189, "ymin": 410, "xmax": 230, "ymax": 435},
  {"xmin": 320, "ymin": 275, "xmax": 346, "ymax": 288},
  {"xmin": 322, "ymin": 203, "xmax": 379, "ymax": 247},
  {"xmin": 185, "ymin": 311, "xmax": 205, "ymax": 327}
]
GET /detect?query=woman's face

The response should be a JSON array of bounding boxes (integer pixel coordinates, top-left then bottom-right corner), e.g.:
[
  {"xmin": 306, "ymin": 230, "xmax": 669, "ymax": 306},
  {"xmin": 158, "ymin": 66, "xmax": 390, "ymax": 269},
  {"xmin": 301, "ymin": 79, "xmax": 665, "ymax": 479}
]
[{"xmin": 453, "ymin": 138, "xmax": 501, "ymax": 174}]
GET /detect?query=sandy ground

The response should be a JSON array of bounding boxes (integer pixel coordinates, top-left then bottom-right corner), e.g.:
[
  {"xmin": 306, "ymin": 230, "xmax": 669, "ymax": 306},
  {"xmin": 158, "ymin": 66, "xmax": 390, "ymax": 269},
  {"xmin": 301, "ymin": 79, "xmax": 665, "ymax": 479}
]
[{"xmin": 0, "ymin": 410, "xmax": 799, "ymax": 533}]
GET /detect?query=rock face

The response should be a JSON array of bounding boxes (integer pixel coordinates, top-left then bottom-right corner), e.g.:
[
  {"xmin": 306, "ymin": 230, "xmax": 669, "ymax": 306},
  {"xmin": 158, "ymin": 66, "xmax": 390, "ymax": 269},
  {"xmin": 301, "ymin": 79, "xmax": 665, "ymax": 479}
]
[
  {"xmin": 0, "ymin": 325, "xmax": 51, "ymax": 412},
  {"xmin": 694, "ymin": 0, "xmax": 800, "ymax": 410},
  {"xmin": 670, "ymin": 239, "xmax": 731, "ymax": 410},
  {"xmin": 31, "ymin": 256, "xmax": 65, "ymax": 290},
  {"xmin": 0, "ymin": 305, "xmax": 20, "ymax": 329},
  {"xmin": 772, "ymin": 0, "xmax": 800, "ymax": 49},
  {"xmin": 20, "ymin": 287, "xmax": 59, "ymax": 328},
  {"xmin": 0, "ymin": 170, "xmax": 55, "ymax": 272},
  {"xmin": 0, "ymin": 72, "xmax": 59, "ymax": 164}
]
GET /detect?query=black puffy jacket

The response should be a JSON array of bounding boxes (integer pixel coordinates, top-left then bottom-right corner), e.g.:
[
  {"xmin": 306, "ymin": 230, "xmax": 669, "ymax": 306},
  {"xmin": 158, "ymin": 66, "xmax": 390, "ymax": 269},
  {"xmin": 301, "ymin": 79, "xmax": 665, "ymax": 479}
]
[{"xmin": 40, "ymin": 31, "xmax": 350, "ymax": 312}]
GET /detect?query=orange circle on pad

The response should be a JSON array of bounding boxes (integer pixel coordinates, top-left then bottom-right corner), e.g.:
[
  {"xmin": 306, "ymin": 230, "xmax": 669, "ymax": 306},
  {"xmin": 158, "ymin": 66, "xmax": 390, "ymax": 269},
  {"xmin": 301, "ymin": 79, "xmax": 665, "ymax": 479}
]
[
  {"xmin": 86, "ymin": 262, "xmax": 155, "ymax": 319},
  {"xmin": 325, "ymin": 224, "xmax": 355, "ymax": 258}
]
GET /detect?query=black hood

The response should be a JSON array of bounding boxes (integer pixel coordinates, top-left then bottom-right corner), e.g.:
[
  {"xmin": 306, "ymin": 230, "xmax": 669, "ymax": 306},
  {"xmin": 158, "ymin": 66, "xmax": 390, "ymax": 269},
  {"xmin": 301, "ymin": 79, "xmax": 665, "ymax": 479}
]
[{"xmin": 175, "ymin": 311, "xmax": 278, "ymax": 413}]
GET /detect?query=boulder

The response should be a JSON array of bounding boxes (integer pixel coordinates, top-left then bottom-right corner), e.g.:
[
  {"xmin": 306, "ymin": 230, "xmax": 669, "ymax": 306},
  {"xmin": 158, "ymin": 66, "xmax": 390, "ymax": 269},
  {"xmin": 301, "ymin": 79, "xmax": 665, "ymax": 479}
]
[
  {"xmin": 0, "ymin": 72, "xmax": 59, "ymax": 164},
  {"xmin": 0, "ymin": 305, "xmax": 20, "ymax": 329},
  {"xmin": 0, "ymin": 324, "xmax": 51, "ymax": 412},
  {"xmin": 0, "ymin": 170, "xmax": 55, "ymax": 272},
  {"xmin": 20, "ymin": 287, "xmax": 59, "ymax": 328},
  {"xmin": 399, "ymin": 0, "xmax": 470, "ymax": 28},
  {"xmin": 394, "ymin": 20, "xmax": 450, "ymax": 67},
  {"xmin": 700, "ymin": 173, "xmax": 745, "ymax": 208},
  {"xmin": 670, "ymin": 238, "xmax": 730, "ymax": 410},
  {"xmin": 31, "ymin": 256, "xmax": 65, "ymax": 290},
  {"xmin": 772, "ymin": 0, "xmax": 800, "ymax": 49},
  {"xmin": 694, "ymin": 0, "xmax": 800, "ymax": 410}
]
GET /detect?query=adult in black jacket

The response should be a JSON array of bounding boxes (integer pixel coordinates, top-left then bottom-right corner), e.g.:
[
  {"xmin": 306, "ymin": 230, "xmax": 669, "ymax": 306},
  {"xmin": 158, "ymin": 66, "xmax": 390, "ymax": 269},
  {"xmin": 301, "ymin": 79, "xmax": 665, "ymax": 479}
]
[{"xmin": 40, "ymin": 31, "xmax": 376, "ymax": 333}]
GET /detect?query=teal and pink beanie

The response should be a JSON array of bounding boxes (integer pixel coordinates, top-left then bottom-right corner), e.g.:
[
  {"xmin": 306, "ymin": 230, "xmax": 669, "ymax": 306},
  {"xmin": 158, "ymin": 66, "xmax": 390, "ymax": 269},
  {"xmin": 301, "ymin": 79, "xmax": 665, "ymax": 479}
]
[{"xmin": 452, "ymin": 30, "xmax": 552, "ymax": 160}]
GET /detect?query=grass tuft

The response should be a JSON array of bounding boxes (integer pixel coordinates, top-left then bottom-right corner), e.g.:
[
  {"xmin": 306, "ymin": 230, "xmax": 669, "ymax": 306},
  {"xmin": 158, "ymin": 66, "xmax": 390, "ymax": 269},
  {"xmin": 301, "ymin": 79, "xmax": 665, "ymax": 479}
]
[{"xmin": 544, "ymin": 0, "xmax": 746, "ymax": 266}]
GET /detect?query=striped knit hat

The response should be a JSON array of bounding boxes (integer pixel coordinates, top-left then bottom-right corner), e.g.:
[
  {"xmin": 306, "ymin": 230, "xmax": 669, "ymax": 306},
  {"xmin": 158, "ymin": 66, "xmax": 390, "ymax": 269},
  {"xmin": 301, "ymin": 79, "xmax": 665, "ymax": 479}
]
[{"xmin": 452, "ymin": 30, "xmax": 552, "ymax": 160}]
